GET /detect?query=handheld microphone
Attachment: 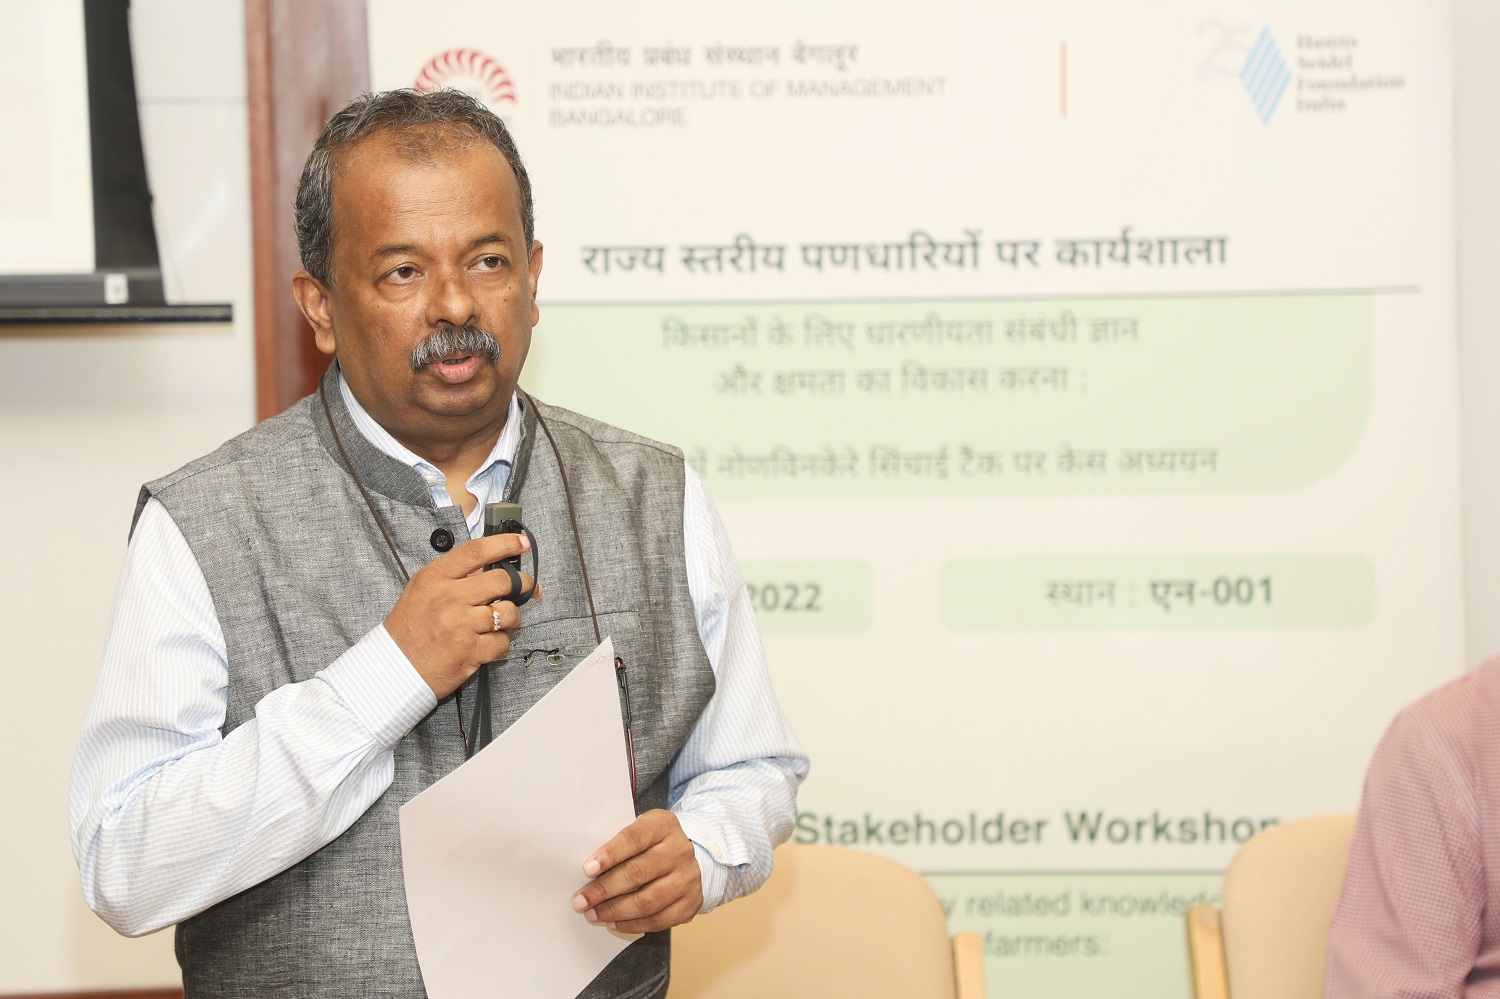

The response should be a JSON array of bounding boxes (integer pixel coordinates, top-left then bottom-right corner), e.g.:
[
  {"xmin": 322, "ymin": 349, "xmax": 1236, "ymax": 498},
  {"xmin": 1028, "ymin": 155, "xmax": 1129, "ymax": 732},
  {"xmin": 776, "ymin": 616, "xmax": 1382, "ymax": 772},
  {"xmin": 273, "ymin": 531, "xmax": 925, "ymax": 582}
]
[{"xmin": 483, "ymin": 502, "xmax": 537, "ymax": 606}]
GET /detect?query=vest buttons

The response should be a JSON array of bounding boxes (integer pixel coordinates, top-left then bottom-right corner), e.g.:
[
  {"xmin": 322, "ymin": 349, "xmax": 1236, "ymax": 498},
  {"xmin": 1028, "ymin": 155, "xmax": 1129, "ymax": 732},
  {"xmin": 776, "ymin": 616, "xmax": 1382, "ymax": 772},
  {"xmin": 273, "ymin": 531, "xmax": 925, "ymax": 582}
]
[{"xmin": 430, "ymin": 528, "xmax": 454, "ymax": 552}]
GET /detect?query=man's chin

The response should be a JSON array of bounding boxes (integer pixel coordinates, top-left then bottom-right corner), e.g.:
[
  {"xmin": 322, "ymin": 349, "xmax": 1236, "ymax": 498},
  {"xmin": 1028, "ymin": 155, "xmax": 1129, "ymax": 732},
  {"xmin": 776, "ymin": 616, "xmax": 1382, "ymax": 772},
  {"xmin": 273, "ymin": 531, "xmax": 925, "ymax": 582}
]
[{"xmin": 415, "ymin": 370, "xmax": 511, "ymax": 420}]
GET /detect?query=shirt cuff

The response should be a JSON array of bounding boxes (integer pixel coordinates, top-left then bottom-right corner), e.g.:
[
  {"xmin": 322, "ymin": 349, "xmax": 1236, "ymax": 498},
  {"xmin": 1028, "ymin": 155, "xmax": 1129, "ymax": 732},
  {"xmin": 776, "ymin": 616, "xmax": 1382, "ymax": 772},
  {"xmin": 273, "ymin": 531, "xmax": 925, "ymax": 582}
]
[
  {"xmin": 676, "ymin": 811, "xmax": 732, "ymax": 913},
  {"xmin": 319, "ymin": 624, "xmax": 438, "ymax": 749}
]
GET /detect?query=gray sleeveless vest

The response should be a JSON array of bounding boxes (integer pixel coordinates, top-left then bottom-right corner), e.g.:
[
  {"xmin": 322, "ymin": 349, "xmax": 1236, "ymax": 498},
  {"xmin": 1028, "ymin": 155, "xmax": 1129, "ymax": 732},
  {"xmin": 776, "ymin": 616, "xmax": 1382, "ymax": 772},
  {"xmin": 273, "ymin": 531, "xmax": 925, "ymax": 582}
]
[{"xmin": 137, "ymin": 366, "xmax": 715, "ymax": 998}]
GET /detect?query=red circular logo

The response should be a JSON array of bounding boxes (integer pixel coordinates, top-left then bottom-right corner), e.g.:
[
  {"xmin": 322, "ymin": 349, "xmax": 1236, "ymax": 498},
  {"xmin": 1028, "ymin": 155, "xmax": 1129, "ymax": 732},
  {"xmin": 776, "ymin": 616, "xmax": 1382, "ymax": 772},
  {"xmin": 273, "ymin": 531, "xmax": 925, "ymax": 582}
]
[{"xmin": 414, "ymin": 49, "xmax": 517, "ymax": 110}]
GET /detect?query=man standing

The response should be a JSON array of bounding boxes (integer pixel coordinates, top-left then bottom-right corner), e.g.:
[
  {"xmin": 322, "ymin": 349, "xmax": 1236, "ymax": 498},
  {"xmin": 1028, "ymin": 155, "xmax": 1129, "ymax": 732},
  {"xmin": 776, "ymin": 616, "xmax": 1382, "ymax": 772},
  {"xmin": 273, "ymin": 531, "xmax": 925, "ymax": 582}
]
[{"xmin": 71, "ymin": 89, "xmax": 807, "ymax": 998}]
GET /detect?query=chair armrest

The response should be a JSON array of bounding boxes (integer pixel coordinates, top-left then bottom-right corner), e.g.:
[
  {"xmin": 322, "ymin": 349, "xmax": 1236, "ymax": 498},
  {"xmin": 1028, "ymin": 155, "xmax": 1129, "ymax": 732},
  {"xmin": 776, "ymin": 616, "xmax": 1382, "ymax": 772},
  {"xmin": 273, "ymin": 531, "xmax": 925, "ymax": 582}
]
[
  {"xmin": 1186, "ymin": 903, "xmax": 1231, "ymax": 999},
  {"xmin": 952, "ymin": 932, "xmax": 985, "ymax": 999}
]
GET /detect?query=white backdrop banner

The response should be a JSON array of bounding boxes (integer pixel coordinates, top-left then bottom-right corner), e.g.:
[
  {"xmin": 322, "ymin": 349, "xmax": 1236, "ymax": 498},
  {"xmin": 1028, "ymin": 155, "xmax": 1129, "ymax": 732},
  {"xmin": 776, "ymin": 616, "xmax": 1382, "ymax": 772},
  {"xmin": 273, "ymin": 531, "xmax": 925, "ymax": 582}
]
[{"xmin": 372, "ymin": 2, "xmax": 1459, "ymax": 995}]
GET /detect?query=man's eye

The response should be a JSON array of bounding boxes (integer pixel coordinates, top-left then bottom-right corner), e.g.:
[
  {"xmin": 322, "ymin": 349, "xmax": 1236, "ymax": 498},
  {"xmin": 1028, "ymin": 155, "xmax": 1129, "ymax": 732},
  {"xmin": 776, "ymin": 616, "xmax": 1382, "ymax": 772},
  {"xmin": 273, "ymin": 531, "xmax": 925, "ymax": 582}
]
[
  {"xmin": 476, "ymin": 255, "xmax": 504, "ymax": 270},
  {"xmin": 389, "ymin": 265, "xmax": 418, "ymax": 283}
]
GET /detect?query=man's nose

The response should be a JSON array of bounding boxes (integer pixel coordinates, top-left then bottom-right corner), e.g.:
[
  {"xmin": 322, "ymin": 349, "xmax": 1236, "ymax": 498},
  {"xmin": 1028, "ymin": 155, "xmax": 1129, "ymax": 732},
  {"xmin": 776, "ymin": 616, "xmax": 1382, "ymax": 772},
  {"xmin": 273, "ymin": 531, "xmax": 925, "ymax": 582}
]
[{"xmin": 425, "ymin": 267, "xmax": 479, "ymax": 328}]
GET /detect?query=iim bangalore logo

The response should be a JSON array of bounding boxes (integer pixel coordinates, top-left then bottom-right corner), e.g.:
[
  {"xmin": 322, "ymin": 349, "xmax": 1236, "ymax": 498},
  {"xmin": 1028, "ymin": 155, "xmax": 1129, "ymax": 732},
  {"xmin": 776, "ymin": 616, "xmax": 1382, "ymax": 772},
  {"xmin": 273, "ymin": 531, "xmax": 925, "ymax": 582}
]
[
  {"xmin": 1240, "ymin": 27, "xmax": 1290, "ymax": 124},
  {"xmin": 414, "ymin": 49, "xmax": 517, "ymax": 115}
]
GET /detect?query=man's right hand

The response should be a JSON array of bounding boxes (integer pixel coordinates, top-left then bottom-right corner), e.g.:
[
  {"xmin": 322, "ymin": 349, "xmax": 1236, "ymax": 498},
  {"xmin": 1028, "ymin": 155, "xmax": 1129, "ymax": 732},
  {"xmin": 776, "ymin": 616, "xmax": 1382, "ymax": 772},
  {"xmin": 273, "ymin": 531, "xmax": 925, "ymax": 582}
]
[{"xmin": 384, "ymin": 533, "xmax": 540, "ymax": 698}]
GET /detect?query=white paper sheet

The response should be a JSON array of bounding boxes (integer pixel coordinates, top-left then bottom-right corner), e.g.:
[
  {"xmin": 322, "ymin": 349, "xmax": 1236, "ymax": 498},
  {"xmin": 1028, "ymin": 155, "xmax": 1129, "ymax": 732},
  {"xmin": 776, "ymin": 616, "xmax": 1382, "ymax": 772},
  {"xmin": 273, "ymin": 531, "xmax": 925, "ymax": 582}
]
[{"xmin": 400, "ymin": 637, "xmax": 641, "ymax": 998}]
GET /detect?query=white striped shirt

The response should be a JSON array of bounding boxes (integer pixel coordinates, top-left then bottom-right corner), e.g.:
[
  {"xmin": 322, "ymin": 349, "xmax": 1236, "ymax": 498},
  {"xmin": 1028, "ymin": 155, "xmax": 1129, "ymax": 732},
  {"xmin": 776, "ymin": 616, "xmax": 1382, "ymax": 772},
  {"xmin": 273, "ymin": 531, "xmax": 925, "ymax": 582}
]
[{"xmin": 70, "ymin": 379, "xmax": 808, "ymax": 937}]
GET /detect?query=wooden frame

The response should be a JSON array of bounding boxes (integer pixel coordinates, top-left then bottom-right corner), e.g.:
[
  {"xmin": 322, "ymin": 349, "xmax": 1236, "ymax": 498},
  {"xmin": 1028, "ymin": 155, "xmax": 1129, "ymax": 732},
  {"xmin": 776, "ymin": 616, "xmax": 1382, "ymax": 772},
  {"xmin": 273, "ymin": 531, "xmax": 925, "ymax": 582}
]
[
  {"xmin": 246, "ymin": 0, "xmax": 370, "ymax": 421},
  {"xmin": 1185, "ymin": 902, "xmax": 1231, "ymax": 999},
  {"xmin": 951, "ymin": 932, "xmax": 986, "ymax": 999}
]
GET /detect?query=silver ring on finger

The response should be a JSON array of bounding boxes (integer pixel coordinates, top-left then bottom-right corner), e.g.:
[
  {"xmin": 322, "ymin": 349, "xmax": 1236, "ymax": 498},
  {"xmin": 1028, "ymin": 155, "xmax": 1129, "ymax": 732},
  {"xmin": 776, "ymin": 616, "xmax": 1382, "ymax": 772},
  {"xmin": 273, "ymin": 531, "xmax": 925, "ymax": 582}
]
[{"xmin": 492, "ymin": 606, "xmax": 503, "ymax": 632}]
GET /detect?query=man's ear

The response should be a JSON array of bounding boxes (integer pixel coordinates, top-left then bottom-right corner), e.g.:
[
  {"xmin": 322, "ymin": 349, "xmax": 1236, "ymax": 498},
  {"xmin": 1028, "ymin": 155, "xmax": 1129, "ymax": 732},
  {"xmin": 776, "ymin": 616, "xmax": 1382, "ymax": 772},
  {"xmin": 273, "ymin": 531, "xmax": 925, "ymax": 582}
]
[
  {"xmin": 292, "ymin": 270, "xmax": 338, "ymax": 356},
  {"xmin": 526, "ymin": 242, "xmax": 544, "ymax": 326}
]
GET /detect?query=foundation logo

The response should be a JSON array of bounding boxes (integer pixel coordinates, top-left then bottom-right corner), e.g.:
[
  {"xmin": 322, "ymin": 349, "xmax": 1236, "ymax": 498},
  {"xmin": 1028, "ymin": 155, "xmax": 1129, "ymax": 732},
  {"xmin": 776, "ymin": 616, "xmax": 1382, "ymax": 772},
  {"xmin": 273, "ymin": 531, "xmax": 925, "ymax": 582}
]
[
  {"xmin": 1197, "ymin": 22, "xmax": 1291, "ymax": 125},
  {"xmin": 415, "ymin": 49, "xmax": 517, "ymax": 113},
  {"xmin": 1239, "ymin": 28, "xmax": 1290, "ymax": 124}
]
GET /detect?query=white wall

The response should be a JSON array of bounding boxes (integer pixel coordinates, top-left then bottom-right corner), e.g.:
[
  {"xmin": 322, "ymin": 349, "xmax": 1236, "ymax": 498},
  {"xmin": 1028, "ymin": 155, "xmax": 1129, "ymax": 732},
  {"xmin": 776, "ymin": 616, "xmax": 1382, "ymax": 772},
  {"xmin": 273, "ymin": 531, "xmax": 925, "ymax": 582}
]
[
  {"xmin": 0, "ymin": 1, "xmax": 253, "ymax": 990},
  {"xmin": 4, "ymin": 0, "xmax": 1500, "ymax": 991},
  {"xmin": 1455, "ymin": 0, "xmax": 1500, "ymax": 668}
]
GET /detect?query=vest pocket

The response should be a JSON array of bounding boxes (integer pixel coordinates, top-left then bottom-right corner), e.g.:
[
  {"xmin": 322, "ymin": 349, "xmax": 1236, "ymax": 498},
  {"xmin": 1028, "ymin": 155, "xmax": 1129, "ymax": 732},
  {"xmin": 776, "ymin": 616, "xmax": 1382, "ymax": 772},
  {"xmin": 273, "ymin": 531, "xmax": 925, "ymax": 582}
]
[
  {"xmin": 501, "ymin": 608, "xmax": 643, "ymax": 671},
  {"xmin": 489, "ymin": 610, "xmax": 643, "ymax": 734}
]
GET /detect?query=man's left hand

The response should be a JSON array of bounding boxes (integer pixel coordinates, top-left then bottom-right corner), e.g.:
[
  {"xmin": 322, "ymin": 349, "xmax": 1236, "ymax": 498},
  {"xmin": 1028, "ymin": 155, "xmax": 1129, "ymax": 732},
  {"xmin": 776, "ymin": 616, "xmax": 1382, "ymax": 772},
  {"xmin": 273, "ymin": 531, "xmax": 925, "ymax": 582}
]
[{"xmin": 571, "ymin": 809, "xmax": 703, "ymax": 933}]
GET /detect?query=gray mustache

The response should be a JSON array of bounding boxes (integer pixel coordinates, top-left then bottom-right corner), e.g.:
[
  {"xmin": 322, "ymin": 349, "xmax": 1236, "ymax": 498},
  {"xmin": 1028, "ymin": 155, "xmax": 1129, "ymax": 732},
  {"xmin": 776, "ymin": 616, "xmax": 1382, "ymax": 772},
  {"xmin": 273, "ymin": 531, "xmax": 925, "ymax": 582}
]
[{"xmin": 409, "ymin": 323, "xmax": 501, "ymax": 372}]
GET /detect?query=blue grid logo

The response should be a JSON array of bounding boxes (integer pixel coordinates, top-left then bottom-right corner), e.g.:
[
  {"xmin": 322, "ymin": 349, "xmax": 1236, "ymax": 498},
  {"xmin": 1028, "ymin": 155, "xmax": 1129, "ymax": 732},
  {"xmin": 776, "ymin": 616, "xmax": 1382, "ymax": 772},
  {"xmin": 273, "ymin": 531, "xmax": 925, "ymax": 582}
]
[{"xmin": 1240, "ymin": 28, "xmax": 1290, "ymax": 124}]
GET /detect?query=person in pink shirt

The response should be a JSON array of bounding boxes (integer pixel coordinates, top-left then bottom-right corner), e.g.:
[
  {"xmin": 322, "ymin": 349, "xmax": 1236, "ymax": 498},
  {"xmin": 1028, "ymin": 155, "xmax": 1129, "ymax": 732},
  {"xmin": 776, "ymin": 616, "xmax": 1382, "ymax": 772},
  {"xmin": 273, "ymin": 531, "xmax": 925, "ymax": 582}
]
[{"xmin": 1325, "ymin": 659, "xmax": 1500, "ymax": 998}]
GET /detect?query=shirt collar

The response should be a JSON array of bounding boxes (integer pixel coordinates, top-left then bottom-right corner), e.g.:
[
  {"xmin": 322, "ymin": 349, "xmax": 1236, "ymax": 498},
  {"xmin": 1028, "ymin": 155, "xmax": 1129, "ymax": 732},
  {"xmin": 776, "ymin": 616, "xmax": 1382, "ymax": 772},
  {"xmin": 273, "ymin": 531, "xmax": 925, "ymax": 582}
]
[{"xmin": 336, "ymin": 366, "xmax": 524, "ymax": 496}]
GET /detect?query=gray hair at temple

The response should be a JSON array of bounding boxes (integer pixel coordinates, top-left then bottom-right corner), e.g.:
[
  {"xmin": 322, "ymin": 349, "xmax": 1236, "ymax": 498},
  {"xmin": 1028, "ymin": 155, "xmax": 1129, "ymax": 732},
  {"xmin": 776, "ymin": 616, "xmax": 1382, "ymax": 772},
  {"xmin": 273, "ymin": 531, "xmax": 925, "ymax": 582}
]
[{"xmin": 293, "ymin": 88, "xmax": 535, "ymax": 285}]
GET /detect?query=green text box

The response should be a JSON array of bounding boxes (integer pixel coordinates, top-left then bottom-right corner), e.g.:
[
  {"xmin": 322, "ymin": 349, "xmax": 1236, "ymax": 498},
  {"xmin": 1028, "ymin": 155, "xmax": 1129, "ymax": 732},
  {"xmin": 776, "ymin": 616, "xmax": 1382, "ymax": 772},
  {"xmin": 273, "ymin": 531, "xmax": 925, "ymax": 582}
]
[
  {"xmin": 927, "ymin": 871, "xmax": 1220, "ymax": 999},
  {"xmin": 943, "ymin": 555, "xmax": 1374, "ymax": 631},
  {"xmin": 523, "ymin": 294, "xmax": 1371, "ymax": 498},
  {"xmin": 738, "ymin": 559, "xmax": 873, "ymax": 634}
]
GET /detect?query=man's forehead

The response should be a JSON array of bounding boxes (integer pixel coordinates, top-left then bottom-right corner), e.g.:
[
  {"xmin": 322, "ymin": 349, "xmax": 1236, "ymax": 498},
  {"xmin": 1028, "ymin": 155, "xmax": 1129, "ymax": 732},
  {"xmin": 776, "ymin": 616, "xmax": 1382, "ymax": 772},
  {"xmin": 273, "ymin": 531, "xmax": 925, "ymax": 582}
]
[
  {"xmin": 342, "ymin": 123, "xmax": 483, "ymax": 168},
  {"xmin": 331, "ymin": 124, "xmax": 509, "ymax": 181},
  {"xmin": 326, "ymin": 128, "xmax": 522, "ymax": 235}
]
